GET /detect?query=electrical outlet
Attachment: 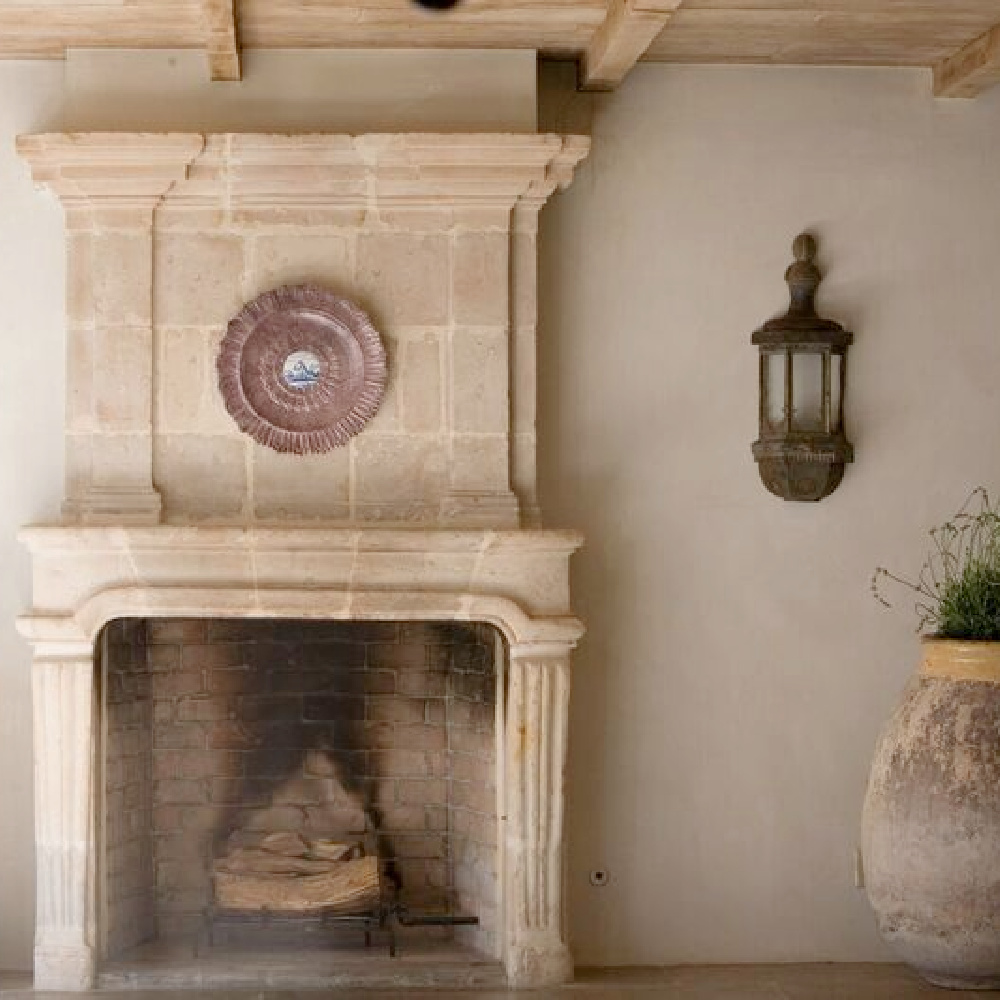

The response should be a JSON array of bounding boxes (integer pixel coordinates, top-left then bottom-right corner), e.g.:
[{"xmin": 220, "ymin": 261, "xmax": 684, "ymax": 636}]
[
  {"xmin": 854, "ymin": 846, "xmax": 865, "ymax": 889},
  {"xmin": 589, "ymin": 869, "xmax": 609, "ymax": 887}
]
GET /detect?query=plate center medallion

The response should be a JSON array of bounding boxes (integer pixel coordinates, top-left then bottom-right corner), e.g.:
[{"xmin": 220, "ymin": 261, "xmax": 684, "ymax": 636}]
[{"xmin": 282, "ymin": 350, "xmax": 323, "ymax": 390}]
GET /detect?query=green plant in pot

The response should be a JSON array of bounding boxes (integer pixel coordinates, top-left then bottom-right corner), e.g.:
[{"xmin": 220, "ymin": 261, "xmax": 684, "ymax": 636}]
[{"xmin": 864, "ymin": 489, "xmax": 1000, "ymax": 990}]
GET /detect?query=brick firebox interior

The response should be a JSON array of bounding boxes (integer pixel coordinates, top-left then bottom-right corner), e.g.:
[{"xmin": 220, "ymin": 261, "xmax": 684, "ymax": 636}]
[{"xmin": 100, "ymin": 618, "xmax": 500, "ymax": 961}]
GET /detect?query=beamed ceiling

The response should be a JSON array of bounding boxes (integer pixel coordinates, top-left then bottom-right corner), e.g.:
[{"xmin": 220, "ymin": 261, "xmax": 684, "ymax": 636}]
[{"xmin": 1, "ymin": 0, "xmax": 999, "ymax": 96}]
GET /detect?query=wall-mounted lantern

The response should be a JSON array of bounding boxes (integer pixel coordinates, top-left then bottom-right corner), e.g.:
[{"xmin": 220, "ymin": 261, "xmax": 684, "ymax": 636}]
[{"xmin": 752, "ymin": 234, "xmax": 853, "ymax": 502}]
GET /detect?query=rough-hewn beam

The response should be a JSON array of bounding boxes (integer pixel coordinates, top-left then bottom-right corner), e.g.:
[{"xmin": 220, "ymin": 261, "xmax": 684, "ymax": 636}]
[
  {"xmin": 204, "ymin": 0, "xmax": 240, "ymax": 81},
  {"xmin": 934, "ymin": 21, "xmax": 1000, "ymax": 98},
  {"xmin": 581, "ymin": 0, "xmax": 682, "ymax": 91}
]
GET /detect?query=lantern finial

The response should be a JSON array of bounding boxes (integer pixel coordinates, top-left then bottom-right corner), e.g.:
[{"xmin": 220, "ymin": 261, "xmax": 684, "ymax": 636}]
[{"xmin": 786, "ymin": 233, "xmax": 821, "ymax": 316}]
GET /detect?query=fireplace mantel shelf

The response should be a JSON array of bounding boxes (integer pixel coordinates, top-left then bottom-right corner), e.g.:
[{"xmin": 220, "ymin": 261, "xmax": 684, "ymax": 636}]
[{"xmin": 18, "ymin": 525, "xmax": 584, "ymax": 654}]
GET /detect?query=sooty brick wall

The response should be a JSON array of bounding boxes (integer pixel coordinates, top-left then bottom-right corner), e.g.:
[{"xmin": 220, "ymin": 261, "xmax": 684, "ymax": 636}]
[
  {"xmin": 102, "ymin": 618, "xmax": 499, "ymax": 953},
  {"xmin": 102, "ymin": 620, "xmax": 156, "ymax": 958}
]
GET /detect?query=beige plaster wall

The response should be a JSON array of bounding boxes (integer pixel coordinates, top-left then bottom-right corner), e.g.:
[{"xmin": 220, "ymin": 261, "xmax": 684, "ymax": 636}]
[
  {"xmin": 538, "ymin": 64, "xmax": 1000, "ymax": 964},
  {"xmin": 0, "ymin": 62, "xmax": 65, "ymax": 969}
]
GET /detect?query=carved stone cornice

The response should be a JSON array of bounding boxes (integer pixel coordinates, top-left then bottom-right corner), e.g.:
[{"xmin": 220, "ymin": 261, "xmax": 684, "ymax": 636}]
[
  {"xmin": 17, "ymin": 133, "xmax": 205, "ymax": 224},
  {"xmin": 18, "ymin": 132, "xmax": 590, "ymax": 215}
]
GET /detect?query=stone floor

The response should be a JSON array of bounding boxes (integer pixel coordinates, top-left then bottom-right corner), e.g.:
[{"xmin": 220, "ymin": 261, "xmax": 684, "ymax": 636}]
[
  {"xmin": 96, "ymin": 935, "xmax": 504, "ymax": 990},
  {"xmin": 1, "ymin": 964, "xmax": 999, "ymax": 997}
]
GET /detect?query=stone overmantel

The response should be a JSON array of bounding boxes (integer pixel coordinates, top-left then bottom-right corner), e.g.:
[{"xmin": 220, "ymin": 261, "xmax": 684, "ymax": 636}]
[{"xmin": 17, "ymin": 131, "xmax": 589, "ymax": 530}]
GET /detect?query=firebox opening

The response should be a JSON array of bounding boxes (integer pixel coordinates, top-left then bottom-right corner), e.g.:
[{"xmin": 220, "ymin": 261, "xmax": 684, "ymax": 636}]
[{"xmin": 96, "ymin": 617, "xmax": 504, "ymax": 987}]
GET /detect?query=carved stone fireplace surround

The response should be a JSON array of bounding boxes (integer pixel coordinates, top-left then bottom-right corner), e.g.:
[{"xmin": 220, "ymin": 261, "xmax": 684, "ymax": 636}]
[{"xmin": 16, "ymin": 131, "xmax": 588, "ymax": 991}]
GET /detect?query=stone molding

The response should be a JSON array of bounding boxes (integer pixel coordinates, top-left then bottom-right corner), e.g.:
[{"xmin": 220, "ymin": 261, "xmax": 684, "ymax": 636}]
[
  {"xmin": 18, "ymin": 525, "xmax": 583, "ymax": 622},
  {"xmin": 16, "ymin": 133, "xmax": 206, "ymax": 227},
  {"xmin": 32, "ymin": 657, "xmax": 95, "ymax": 991},
  {"xmin": 504, "ymin": 651, "xmax": 573, "ymax": 987},
  {"xmin": 20, "ymin": 132, "xmax": 590, "ymax": 213}
]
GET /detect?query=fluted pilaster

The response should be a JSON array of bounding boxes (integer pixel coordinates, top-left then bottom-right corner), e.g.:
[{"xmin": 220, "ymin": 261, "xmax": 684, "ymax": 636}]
[
  {"xmin": 504, "ymin": 647, "xmax": 573, "ymax": 986},
  {"xmin": 32, "ymin": 655, "xmax": 96, "ymax": 990}
]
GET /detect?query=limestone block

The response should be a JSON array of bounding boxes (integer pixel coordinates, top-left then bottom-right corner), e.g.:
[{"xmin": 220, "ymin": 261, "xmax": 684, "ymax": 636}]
[
  {"xmin": 128, "ymin": 546, "xmax": 256, "ymax": 589},
  {"xmin": 90, "ymin": 432, "xmax": 155, "ymax": 492},
  {"xmin": 32, "ymin": 549, "xmax": 137, "ymax": 615},
  {"xmin": 247, "ymin": 234, "xmax": 354, "ymax": 300},
  {"xmin": 473, "ymin": 550, "xmax": 571, "ymax": 618},
  {"xmin": 156, "ymin": 327, "xmax": 232, "ymax": 434},
  {"xmin": 450, "ymin": 435, "xmax": 510, "ymax": 493},
  {"xmin": 66, "ymin": 329, "xmax": 94, "ymax": 433},
  {"xmin": 67, "ymin": 231, "xmax": 95, "ymax": 327},
  {"xmin": 511, "ymin": 223, "xmax": 538, "ymax": 330},
  {"xmin": 93, "ymin": 326, "xmax": 152, "ymax": 430},
  {"xmin": 92, "ymin": 232, "xmax": 153, "ymax": 327},
  {"xmin": 512, "ymin": 432, "xmax": 540, "ymax": 526},
  {"xmin": 356, "ymin": 233, "xmax": 450, "ymax": 326},
  {"xmin": 400, "ymin": 334, "xmax": 442, "ymax": 433},
  {"xmin": 358, "ymin": 331, "xmax": 400, "ymax": 434},
  {"xmin": 453, "ymin": 231, "xmax": 509, "ymax": 327},
  {"xmin": 251, "ymin": 551, "xmax": 357, "ymax": 591},
  {"xmin": 251, "ymin": 445, "xmax": 351, "ymax": 521},
  {"xmin": 350, "ymin": 551, "xmax": 434, "ymax": 588},
  {"xmin": 375, "ymin": 207, "xmax": 455, "ymax": 232},
  {"xmin": 454, "ymin": 206, "xmax": 513, "ymax": 232},
  {"xmin": 231, "ymin": 206, "xmax": 367, "ymax": 229},
  {"xmin": 154, "ymin": 234, "xmax": 246, "ymax": 327},
  {"xmin": 64, "ymin": 434, "xmax": 93, "ymax": 498},
  {"xmin": 153, "ymin": 433, "xmax": 248, "ymax": 521},
  {"xmin": 512, "ymin": 325, "xmax": 536, "ymax": 433},
  {"xmin": 451, "ymin": 329, "xmax": 510, "ymax": 434},
  {"xmin": 353, "ymin": 435, "xmax": 448, "ymax": 512}
]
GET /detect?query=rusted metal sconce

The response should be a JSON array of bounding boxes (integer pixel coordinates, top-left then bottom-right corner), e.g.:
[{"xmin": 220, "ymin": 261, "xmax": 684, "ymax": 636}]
[{"xmin": 752, "ymin": 234, "xmax": 853, "ymax": 501}]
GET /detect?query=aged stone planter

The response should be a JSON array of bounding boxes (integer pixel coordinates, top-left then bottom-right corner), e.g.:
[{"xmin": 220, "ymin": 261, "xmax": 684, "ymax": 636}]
[{"xmin": 863, "ymin": 638, "xmax": 1000, "ymax": 989}]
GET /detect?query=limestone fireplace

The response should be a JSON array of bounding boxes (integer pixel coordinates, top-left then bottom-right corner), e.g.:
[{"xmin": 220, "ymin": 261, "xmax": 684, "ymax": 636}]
[{"xmin": 15, "ymin": 131, "xmax": 588, "ymax": 990}]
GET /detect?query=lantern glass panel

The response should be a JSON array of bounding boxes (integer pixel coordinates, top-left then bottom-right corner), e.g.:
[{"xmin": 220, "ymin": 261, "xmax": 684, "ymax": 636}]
[
  {"xmin": 792, "ymin": 351, "xmax": 824, "ymax": 431},
  {"xmin": 830, "ymin": 353, "xmax": 843, "ymax": 431},
  {"xmin": 764, "ymin": 351, "xmax": 787, "ymax": 431}
]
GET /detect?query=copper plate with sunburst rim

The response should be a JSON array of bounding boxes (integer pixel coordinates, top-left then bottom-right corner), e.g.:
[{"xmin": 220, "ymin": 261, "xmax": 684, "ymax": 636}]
[{"xmin": 217, "ymin": 285, "xmax": 387, "ymax": 454}]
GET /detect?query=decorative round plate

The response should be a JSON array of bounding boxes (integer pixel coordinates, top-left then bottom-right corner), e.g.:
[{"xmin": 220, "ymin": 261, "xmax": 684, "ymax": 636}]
[{"xmin": 217, "ymin": 285, "xmax": 387, "ymax": 454}]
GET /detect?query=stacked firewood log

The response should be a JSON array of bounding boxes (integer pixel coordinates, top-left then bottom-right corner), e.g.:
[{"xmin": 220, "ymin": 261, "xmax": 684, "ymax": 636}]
[{"xmin": 213, "ymin": 831, "xmax": 381, "ymax": 915}]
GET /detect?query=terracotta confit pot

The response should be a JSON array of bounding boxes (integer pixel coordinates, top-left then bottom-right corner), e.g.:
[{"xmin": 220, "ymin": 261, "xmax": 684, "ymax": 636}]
[{"xmin": 863, "ymin": 639, "xmax": 1000, "ymax": 989}]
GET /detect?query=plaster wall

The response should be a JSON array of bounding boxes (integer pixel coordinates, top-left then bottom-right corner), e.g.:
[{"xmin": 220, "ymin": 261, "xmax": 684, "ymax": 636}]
[
  {"xmin": 538, "ymin": 64, "xmax": 1000, "ymax": 965},
  {"xmin": 0, "ymin": 62, "xmax": 65, "ymax": 970},
  {"xmin": 4, "ymin": 55, "xmax": 1000, "ymax": 971}
]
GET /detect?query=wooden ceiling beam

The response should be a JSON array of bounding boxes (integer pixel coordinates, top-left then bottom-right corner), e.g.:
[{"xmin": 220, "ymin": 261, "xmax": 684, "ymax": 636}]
[
  {"xmin": 581, "ymin": 0, "xmax": 683, "ymax": 90},
  {"xmin": 934, "ymin": 21, "xmax": 1000, "ymax": 98},
  {"xmin": 203, "ymin": 0, "xmax": 241, "ymax": 81}
]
